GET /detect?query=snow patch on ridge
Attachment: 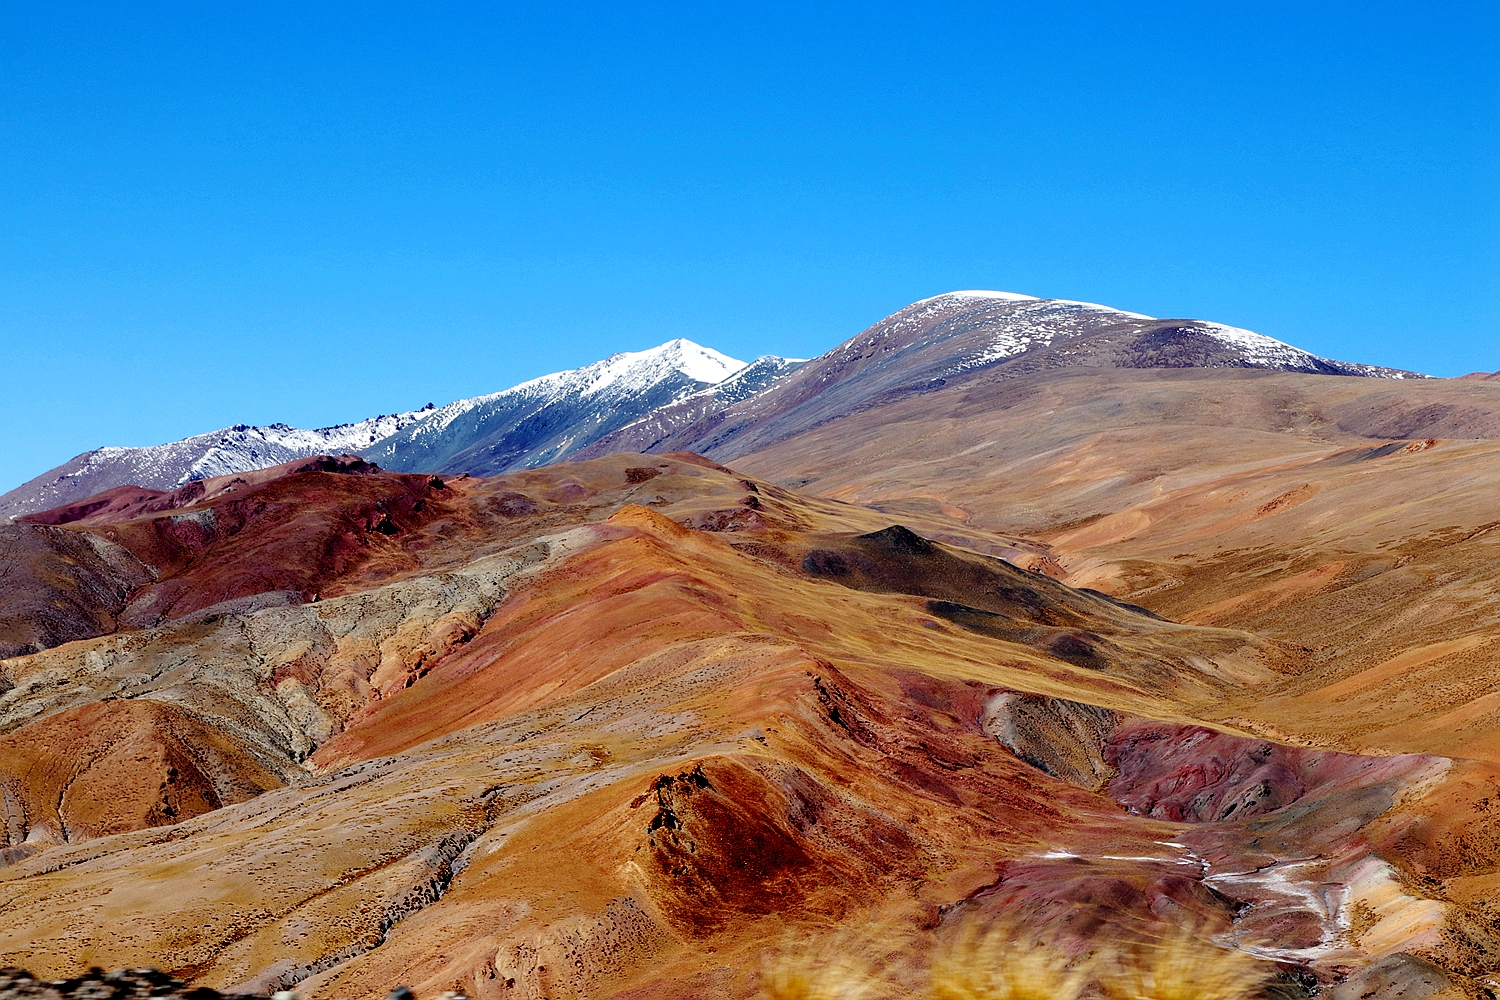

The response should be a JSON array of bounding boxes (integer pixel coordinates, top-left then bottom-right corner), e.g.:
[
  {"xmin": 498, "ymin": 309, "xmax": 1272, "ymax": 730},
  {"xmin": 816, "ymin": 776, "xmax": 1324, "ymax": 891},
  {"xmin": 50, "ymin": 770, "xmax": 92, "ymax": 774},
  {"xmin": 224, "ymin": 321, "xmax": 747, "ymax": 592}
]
[
  {"xmin": 933, "ymin": 290, "xmax": 1039, "ymax": 303},
  {"xmin": 1195, "ymin": 321, "xmax": 1324, "ymax": 370},
  {"xmin": 953, "ymin": 298, "xmax": 1145, "ymax": 371},
  {"xmin": 180, "ymin": 412, "xmax": 433, "ymax": 482}
]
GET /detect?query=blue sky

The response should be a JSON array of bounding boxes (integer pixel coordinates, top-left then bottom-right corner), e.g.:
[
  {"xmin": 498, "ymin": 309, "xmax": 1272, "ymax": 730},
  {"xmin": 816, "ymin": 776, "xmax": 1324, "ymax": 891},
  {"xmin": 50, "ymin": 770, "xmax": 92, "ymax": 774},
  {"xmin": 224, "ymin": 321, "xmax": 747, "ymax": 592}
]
[{"xmin": 2, "ymin": 3, "xmax": 1496, "ymax": 492}]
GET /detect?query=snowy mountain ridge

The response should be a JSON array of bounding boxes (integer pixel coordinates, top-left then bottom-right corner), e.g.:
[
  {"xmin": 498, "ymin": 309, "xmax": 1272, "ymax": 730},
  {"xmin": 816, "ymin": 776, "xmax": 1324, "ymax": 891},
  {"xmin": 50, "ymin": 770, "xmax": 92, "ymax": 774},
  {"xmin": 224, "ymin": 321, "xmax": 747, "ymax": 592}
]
[
  {"xmin": 367, "ymin": 339, "xmax": 754, "ymax": 476},
  {"xmin": 400, "ymin": 339, "xmax": 746, "ymax": 442},
  {"xmin": 0, "ymin": 339, "xmax": 760, "ymax": 519},
  {"xmin": 176, "ymin": 411, "xmax": 438, "ymax": 482},
  {"xmin": 0, "ymin": 409, "xmax": 437, "ymax": 520}
]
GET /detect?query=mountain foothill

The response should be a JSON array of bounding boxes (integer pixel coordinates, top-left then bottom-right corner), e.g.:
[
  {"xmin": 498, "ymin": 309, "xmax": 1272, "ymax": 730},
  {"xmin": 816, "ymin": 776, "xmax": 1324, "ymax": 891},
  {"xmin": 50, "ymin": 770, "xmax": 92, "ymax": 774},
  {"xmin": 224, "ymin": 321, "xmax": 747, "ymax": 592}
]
[{"xmin": 2, "ymin": 291, "xmax": 1500, "ymax": 1000}]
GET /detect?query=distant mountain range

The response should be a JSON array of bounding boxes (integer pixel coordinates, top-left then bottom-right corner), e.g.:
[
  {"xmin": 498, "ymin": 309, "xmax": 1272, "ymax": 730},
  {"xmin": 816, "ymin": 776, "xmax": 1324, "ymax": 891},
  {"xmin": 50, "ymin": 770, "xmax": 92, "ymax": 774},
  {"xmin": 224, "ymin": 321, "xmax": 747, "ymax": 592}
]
[
  {"xmin": 0, "ymin": 410, "xmax": 436, "ymax": 521},
  {"xmin": 0, "ymin": 341, "xmax": 806, "ymax": 519},
  {"xmin": 0, "ymin": 291, "xmax": 1424, "ymax": 519}
]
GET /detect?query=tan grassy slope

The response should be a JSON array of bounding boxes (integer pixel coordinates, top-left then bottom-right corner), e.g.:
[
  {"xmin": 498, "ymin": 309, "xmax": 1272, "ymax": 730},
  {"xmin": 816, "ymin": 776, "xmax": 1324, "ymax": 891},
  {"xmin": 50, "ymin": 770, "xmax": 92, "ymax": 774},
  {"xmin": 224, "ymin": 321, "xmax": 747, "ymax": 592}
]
[{"xmin": 726, "ymin": 367, "xmax": 1500, "ymax": 764}]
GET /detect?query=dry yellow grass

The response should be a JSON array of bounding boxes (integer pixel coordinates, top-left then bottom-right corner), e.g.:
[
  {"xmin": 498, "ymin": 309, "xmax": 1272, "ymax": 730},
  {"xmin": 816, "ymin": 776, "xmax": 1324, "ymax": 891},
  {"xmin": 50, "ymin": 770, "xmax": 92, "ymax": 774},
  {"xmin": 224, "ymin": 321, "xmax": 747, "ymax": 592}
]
[
  {"xmin": 928, "ymin": 922, "xmax": 1092, "ymax": 1000},
  {"xmin": 759, "ymin": 962, "xmax": 891, "ymax": 1000},
  {"xmin": 758, "ymin": 933, "xmax": 912, "ymax": 1000},
  {"xmin": 757, "ymin": 921, "xmax": 1274, "ymax": 1000},
  {"xmin": 1097, "ymin": 929, "xmax": 1272, "ymax": 1000}
]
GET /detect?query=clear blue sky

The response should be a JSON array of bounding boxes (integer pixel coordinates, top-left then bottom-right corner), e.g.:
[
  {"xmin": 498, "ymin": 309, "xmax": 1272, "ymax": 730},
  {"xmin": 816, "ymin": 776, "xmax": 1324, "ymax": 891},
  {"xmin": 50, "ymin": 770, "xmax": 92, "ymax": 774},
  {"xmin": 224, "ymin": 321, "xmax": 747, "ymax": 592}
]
[{"xmin": 2, "ymin": 3, "xmax": 1496, "ymax": 491}]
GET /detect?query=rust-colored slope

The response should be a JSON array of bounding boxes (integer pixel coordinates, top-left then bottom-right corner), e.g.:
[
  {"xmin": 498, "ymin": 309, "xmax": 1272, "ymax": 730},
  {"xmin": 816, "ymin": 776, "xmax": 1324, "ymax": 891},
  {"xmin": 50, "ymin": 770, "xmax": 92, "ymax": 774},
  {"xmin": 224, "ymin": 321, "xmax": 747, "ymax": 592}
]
[
  {"xmin": 86, "ymin": 467, "xmax": 455, "ymax": 625},
  {"xmin": 0, "ymin": 699, "xmax": 283, "ymax": 854},
  {"xmin": 0, "ymin": 520, "xmax": 150, "ymax": 658},
  {"xmin": 17, "ymin": 455, "xmax": 388, "ymax": 529},
  {"xmin": 17, "ymin": 483, "xmax": 176, "ymax": 526},
  {"xmin": 312, "ymin": 520, "xmax": 748, "ymax": 766},
  {"xmin": 0, "ymin": 456, "xmax": 1055, "ymax": 850},
  {"xmin": 5, "ymin": 455, "xmax": 459, "ymax": 642},
  {"xmin": 0, "ymin": 497, "xmax": 1485, "ymax": 997}
]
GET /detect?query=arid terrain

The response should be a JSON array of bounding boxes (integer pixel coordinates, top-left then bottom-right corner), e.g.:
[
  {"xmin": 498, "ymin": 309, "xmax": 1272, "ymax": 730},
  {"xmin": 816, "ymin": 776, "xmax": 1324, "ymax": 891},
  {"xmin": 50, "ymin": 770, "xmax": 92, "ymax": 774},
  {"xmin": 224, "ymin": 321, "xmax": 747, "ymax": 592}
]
[{"xmin": 3, "ymin": 295, "xmax": 1500, "ymax": 1000}]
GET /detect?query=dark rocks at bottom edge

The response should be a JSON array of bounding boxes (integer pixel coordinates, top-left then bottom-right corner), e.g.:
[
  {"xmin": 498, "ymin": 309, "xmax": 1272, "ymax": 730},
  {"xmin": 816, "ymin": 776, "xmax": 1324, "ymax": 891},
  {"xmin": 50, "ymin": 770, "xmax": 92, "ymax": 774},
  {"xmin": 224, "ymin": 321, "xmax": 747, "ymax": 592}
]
[
  {"xmin": 0, "ymin": 971, "xmax": 465, "ymax": 1000},
  {"xmin": 0, "ymin": 967, "xmax": 220, "ymax": 1000}
]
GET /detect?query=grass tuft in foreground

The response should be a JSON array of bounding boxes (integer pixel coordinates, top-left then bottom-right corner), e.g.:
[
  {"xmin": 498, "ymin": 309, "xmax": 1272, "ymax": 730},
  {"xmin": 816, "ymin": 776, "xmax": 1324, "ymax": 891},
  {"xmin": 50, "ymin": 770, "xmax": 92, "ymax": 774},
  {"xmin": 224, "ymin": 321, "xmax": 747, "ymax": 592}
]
[{"xmin": 757, "ymin": 920, "xmax": 1274, "ymax": 1000}]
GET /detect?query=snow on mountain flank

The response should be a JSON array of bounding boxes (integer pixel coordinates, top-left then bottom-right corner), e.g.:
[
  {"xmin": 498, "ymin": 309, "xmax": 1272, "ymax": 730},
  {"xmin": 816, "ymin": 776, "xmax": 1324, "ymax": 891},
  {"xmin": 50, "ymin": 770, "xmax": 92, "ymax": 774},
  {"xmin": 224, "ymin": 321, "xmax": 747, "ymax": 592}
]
[
  {"xmin": 361, "ymin": 338, "xmax": 756, "ymax": 477},
  {"xmin": 0, "ymin": 407, "xmax": 437, "ymax": 519},
  {"xmin": 966, "ymin": 300, "xmax": 1108, "ymax": 368},
  {"xmin": 1194, "ymin": 322, "xmax": 1337, "ymax": 370},
  {"xmin": 934, "ymin": 296, "xmax": 1144, "ymax": 373},
  {"xmin": 401, "ymin": 339, "xmax": 747, "ymax": 442},
  {"xmin": 179, "ymin": 411, "xmax": 435, "ymax": 482}
]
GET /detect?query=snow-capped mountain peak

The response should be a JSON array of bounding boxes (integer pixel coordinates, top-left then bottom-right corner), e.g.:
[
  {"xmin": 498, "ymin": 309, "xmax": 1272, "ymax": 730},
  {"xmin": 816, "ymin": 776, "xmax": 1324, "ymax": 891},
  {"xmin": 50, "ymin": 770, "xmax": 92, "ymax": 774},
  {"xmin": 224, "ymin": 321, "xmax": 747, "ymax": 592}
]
[
  {"xmin": 365, "ymin": 339, "xmax": 751, "ymax": 477},
  {"xmin": 390, "ymin": 340, "xmax": 747, "ymax": 440},
  {"xmin": 649, "ymin": 338, "xmax": 749, "ymax": 383},
  {"xmin": 505, "ymin": 338, "xmax": 746, "ymax": 399}
]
